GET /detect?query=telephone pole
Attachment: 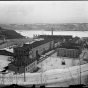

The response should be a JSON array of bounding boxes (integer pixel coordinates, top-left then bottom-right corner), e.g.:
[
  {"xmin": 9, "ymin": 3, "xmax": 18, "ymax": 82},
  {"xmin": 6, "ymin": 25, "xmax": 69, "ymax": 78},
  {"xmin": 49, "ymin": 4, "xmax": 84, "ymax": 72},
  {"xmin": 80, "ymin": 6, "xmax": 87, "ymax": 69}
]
[
  {"xmin": 79, "ymin": 52, "xmax": 85, "ymax": 84},
  {"xmin": 24, "ymin": 56, "xmax": 26, "ymax": 82},
  {"xmin": 41, "ymin": 62, "xmax": 42, "ymax": 85}
]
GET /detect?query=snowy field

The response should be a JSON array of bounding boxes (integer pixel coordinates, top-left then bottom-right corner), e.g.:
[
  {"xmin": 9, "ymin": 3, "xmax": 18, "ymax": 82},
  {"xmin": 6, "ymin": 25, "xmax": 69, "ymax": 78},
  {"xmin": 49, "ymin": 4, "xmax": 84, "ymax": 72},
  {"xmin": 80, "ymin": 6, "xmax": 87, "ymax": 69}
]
[
  {"xmin": 0, "ymin": 63, "xmax": 88, "ymax": 87},
  {"xmin": 0, "ymin": 50, "xmax": 88, "ymax": 86},
  {"xmin": 37, "ymin": 53, "xmax": 79, "ymax": 72},
  {"xmin": 0, "ymin": 55, "xmax": 10, "ymax": 71}
]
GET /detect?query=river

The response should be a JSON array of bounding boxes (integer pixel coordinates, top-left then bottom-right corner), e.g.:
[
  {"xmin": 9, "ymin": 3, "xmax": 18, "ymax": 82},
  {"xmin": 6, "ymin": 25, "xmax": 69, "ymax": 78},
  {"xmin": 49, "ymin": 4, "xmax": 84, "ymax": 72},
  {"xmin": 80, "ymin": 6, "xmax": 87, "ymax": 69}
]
[{"xmin": 15, "ymin": 30, "xmax": 88, "ymax": 38}]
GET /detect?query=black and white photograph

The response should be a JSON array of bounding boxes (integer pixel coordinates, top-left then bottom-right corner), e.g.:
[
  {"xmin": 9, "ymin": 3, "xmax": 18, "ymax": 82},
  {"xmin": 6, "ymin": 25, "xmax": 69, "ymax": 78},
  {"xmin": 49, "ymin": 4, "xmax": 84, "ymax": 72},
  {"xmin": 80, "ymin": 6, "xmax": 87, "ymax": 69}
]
[{"xmin": 0, "ymin": 1, "xmax": 88, "ymax": 88}]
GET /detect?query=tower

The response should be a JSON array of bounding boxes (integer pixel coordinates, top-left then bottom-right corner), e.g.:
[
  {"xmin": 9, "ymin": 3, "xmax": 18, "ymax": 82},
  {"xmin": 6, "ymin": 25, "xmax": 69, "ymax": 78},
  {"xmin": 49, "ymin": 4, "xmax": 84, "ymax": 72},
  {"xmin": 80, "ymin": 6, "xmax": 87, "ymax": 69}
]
[{"xmin": 51, "ymin": 28, "xmax": 53, "ymax": 35}]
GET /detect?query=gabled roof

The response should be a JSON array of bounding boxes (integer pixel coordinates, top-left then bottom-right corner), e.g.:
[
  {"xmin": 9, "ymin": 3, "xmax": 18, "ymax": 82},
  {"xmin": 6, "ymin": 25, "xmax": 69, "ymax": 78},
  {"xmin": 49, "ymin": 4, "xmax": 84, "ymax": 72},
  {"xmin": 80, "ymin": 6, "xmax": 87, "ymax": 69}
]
[
  {"xmin": 38, "ymin": 35, "xmax": 73, "ymax": 41},
  {"xmin": 0, "ymin": 50, "xmax": 14, "ymax": 56},
  {"xmin": 69, "ymin": 37, "xmax": 80, "ymax": 43},
  {"xmin": 59, "ymin": 45, "xmax": 80, "ymax": 50},
  {"xmin": 19, "ymin": 38, "xmax": 53, "ymax": 50},
  {"xmin": 59, "ymin": 41, "xmax": 81, "ymax": 50}
]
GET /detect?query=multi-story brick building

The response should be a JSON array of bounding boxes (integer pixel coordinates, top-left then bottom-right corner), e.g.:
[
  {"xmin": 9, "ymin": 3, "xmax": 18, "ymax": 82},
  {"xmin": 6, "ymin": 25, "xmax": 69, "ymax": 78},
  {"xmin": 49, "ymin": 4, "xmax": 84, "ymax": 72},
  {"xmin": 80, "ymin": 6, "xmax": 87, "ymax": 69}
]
[
  {"xmin": 8, "ymin": 45, "xmax": 37, "ymax": 73},
  {"xmin": 57, "ymin": 43, "xmax": 82, "ymax": 58},
  {"xmin": 8, "ymin": 38, "xmax": 54, "ymax": 73},
  {"xmin": 37, "ymin": 35, "xmax": 73, "ymax": 48}
]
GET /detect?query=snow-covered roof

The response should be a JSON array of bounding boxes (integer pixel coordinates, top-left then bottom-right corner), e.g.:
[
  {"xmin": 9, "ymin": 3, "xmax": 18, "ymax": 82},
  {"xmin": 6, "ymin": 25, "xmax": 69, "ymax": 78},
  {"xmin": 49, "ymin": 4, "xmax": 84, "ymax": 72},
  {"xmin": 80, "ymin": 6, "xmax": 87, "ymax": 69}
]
[{"xmin": 4, "ymin": 48, "xmax": 13, "ymax": 53}]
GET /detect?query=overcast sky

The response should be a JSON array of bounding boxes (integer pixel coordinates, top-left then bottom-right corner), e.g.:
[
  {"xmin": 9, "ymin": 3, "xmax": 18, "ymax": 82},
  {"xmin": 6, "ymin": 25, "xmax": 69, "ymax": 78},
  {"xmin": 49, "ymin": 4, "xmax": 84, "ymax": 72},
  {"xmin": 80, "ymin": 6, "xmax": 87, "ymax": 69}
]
[{"xmin": 0, "ymin": 1, "xmax": 88, "ymax": 24}]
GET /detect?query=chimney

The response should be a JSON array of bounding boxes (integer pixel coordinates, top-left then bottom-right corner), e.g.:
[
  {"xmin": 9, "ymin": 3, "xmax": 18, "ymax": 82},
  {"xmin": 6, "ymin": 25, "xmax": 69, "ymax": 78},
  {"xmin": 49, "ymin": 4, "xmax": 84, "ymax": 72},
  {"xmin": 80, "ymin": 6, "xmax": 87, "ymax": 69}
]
[{"xmin": 52, "ymin": 28, "xmax": 53, "ymax": 35}]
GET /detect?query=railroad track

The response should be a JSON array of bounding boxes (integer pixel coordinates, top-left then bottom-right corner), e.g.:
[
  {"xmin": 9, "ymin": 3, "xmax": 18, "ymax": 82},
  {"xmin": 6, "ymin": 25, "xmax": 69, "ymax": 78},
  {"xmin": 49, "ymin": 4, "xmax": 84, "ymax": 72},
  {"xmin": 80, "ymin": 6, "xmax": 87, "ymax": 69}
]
[{"xmin": 38, "ymin": 49, "xmax": 56, "ymax": 64}]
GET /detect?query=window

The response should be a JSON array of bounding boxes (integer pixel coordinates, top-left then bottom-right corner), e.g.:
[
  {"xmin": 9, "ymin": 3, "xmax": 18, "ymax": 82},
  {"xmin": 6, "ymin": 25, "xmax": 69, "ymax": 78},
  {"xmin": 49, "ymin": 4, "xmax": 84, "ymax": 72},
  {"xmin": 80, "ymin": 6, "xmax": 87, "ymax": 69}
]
[
  {"xmin": 28, "ymin": 66, "xmax": 29, "ymax": 69},
  {"xmin": 76, "ymin": 51, "xmax": 78, "ymax": 54},
  {"xmin": 25, "ymin": 67, "xmax": 27, "ymax": 71},
  {"xmin": 17, "ymin": 67, "xmax": 19, "ymax": 71}
]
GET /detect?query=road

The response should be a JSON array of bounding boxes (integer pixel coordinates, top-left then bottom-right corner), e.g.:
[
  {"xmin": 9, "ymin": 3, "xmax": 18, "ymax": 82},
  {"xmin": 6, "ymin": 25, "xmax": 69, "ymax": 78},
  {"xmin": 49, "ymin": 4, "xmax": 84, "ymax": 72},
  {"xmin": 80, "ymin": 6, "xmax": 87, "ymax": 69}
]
[{"xmin": 38, "ymin": 50, "xmax": 56, "ymax": 63}]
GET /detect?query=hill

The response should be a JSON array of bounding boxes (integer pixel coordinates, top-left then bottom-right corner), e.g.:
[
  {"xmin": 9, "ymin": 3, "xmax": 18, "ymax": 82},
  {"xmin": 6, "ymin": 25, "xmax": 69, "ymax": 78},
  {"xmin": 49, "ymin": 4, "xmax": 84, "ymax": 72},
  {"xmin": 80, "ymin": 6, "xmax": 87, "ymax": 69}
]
[
  {"xmin": 0, "ymin": 27, "xmax": 25, "ymax": 39},
  {"xmin": 0, "ymin": 23, "xmax": 88, "ymax": 31}
]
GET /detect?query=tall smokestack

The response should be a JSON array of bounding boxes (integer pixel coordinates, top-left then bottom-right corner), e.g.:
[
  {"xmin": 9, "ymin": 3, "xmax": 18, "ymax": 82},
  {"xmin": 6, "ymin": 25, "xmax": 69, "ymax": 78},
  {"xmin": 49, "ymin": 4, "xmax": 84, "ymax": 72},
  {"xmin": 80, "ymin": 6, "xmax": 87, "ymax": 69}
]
[{"xmin": 52, "ymin": 28, "xmax": 53, "ymax": 35}]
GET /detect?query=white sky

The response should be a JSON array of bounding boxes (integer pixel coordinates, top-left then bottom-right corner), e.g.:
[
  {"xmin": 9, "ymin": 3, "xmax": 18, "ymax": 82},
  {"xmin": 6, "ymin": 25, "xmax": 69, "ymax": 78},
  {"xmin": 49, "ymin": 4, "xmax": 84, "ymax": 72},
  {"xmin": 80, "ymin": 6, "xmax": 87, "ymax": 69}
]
[{"xmin": 0, "ymin": 1, "xmax": 88, "ymax": 24}]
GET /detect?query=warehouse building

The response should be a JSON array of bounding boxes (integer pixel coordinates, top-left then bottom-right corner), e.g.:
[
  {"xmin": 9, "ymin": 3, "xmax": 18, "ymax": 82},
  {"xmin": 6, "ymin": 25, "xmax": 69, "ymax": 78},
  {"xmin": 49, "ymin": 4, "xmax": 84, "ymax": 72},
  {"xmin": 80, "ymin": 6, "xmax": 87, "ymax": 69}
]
[
  {"xmin": 8, "ymin": 56, "xmax": 37, "ymax": 73},
  {"xmin": 57, "ymin": 43, "xmax": 82, "ymax": 58},
  {"xmin": 23, "ymin": 38, "xmax": 54, "ymax": 60},
  {"xmin": 37, "ymin": 35, "xmax": 73, "ymax": 48},
  {"xmin": 8, "ymin": 38, "xmax": 54, "ymax": 73},
  {"xmin": 68, "ymin": 36, "xmax": 81, "ymax": 44},
  {"xmin": 8, "ymin": 45, "xmax": 37, "ymax": 73}
]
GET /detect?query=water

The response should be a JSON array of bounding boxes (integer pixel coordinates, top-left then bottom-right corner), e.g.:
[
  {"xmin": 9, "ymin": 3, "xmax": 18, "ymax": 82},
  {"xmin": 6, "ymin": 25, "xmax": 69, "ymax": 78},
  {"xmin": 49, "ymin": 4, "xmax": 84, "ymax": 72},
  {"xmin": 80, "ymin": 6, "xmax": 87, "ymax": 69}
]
[{"xmin": 16, "ymin": 30, "xmax": 88, "ymax": 38}]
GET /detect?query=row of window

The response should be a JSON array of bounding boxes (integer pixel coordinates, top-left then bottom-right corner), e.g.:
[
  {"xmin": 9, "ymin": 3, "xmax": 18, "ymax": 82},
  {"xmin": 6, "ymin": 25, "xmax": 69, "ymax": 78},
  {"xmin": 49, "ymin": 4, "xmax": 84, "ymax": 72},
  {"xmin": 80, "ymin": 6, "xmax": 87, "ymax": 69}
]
[
  {"xmin": 24, "ymin": 59, "xmax": 36, "ymax": 66},
  {"xmin": 26, "ymin": 64, "xmax": 36, "ymax": 72},
  {"xmin": 64, "ymin": 52, "xmax": 78, "ymax": 55},
  {"xmin": 64, "ymin": 54, "xmax": 78, "ymax": 57},
  {"xmin": 64, "ymin": 50, "xmax": 78, "ymax": 54},
  {"xmin": 58, "ymin": 50, "xmax": 78, "ymax": 55},
  {"xmin": 15, "ymin": 50, "xmax": 25, "ymax": 53},
  {"xmin": 14, "ymin": 58, "xmax": 36, "ymax": 67}
]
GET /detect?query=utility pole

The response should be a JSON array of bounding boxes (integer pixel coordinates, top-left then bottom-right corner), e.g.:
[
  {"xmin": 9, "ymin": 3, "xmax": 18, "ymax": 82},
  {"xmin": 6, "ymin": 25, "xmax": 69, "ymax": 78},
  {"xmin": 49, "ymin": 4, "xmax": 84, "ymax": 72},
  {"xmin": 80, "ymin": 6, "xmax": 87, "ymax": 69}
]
[
  {"xmin": 24, "ymin": 66, "xmax": 26, "ymax": 82},
  {"xmin": 79, "ymin": 56, "xmax": 81, "ymax": 85},
  {"xmin": 79, "ymin": 51, "xmax": 85, "ymax": 84},
  {"xmin": 23, "ymin": 57, "xmax": 25, "ymax": 82},
  {"xmin": 41, "ymin": 62, "xmax": 43, "ymax": 85}
]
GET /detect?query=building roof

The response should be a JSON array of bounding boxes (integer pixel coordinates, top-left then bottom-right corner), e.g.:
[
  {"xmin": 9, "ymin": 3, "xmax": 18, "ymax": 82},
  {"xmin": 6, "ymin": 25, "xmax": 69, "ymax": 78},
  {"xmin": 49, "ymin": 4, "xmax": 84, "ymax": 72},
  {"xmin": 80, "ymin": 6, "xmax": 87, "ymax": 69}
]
[
  {"xmin": 61, "ymin": 42, "xmax": 81, "ymax": 46},
  {"xmin": 69, "ymin": 37, "xmax": 80, "ymax": 43},
  {"xmin": 59, "ymin": 42, "xmax": 81, "ymax": 50},
  {"xmin": 14, "ymin": 38, "xmax": 53, "ymax": 52},
  {"xmin": 23, "ymin": 38, "xmax": 53, "ymax": 49},
  {"xmin": 0, "ymin": 50, "xmax": 14, "ymax": 56},
  {"xmin": 37, "ymin": 35, "xmax": 73, "ymax": 40},
  {"xmin": 58, "ymin": 45, "xmax": 80, "ymax": 50}
]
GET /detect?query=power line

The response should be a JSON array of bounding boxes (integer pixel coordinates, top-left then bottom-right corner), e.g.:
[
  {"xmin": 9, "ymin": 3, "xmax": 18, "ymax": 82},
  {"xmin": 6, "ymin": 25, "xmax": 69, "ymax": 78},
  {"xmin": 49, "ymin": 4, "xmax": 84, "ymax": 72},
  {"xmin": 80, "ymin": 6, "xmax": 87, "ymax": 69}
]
[
  {"xmin": 60, "ymin": 73, "xmax": 70, "ymax": 86},
  {"xmin": 66, "ymin": 64, "xmax": 75, "ymax": 85}
]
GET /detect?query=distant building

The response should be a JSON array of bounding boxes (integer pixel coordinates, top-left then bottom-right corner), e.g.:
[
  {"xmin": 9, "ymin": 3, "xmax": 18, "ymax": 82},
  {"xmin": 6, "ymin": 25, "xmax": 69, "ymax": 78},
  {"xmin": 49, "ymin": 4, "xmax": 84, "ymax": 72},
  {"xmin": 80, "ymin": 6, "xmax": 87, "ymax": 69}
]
[
  {"xmin": 37, "ymin": 35, "xmax": 73, "ymax": 48},
  {"xmin": 0, "ymin": 35, "xmax": 5, "ymax": 44},
  {"xmin": 57, "ymin": 43, "xmax": 82, "ymax": 58},
  {"xmin": 68, "ymin": 36, "xmax": 81, "ymax": 44},
  {"xmin": 0, "ymin": 50, "xmax": 14, "ymax": 56}
]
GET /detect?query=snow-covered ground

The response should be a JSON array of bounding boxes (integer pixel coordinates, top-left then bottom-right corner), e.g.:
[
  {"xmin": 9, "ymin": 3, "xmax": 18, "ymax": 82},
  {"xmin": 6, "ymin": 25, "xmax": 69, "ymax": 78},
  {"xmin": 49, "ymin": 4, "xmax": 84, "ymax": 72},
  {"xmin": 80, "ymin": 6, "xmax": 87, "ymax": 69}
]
[
  {"xmin": 0, "ymin": 47, "xmax": 13, "ymax": 53},
  {"xmin": 0, "ymin": 49, "xmax": 88, "ymax": 86},
  {"xmin": 0, "ymin": 55, "xmax": 10, "ymax": 71},
  {"xmin": 37, "ymin": 52, "xmax": 79, "ymax": 72},
  {"xmin": 0, "ymin": 63, "xmax": 88, "ymax": 86}
]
